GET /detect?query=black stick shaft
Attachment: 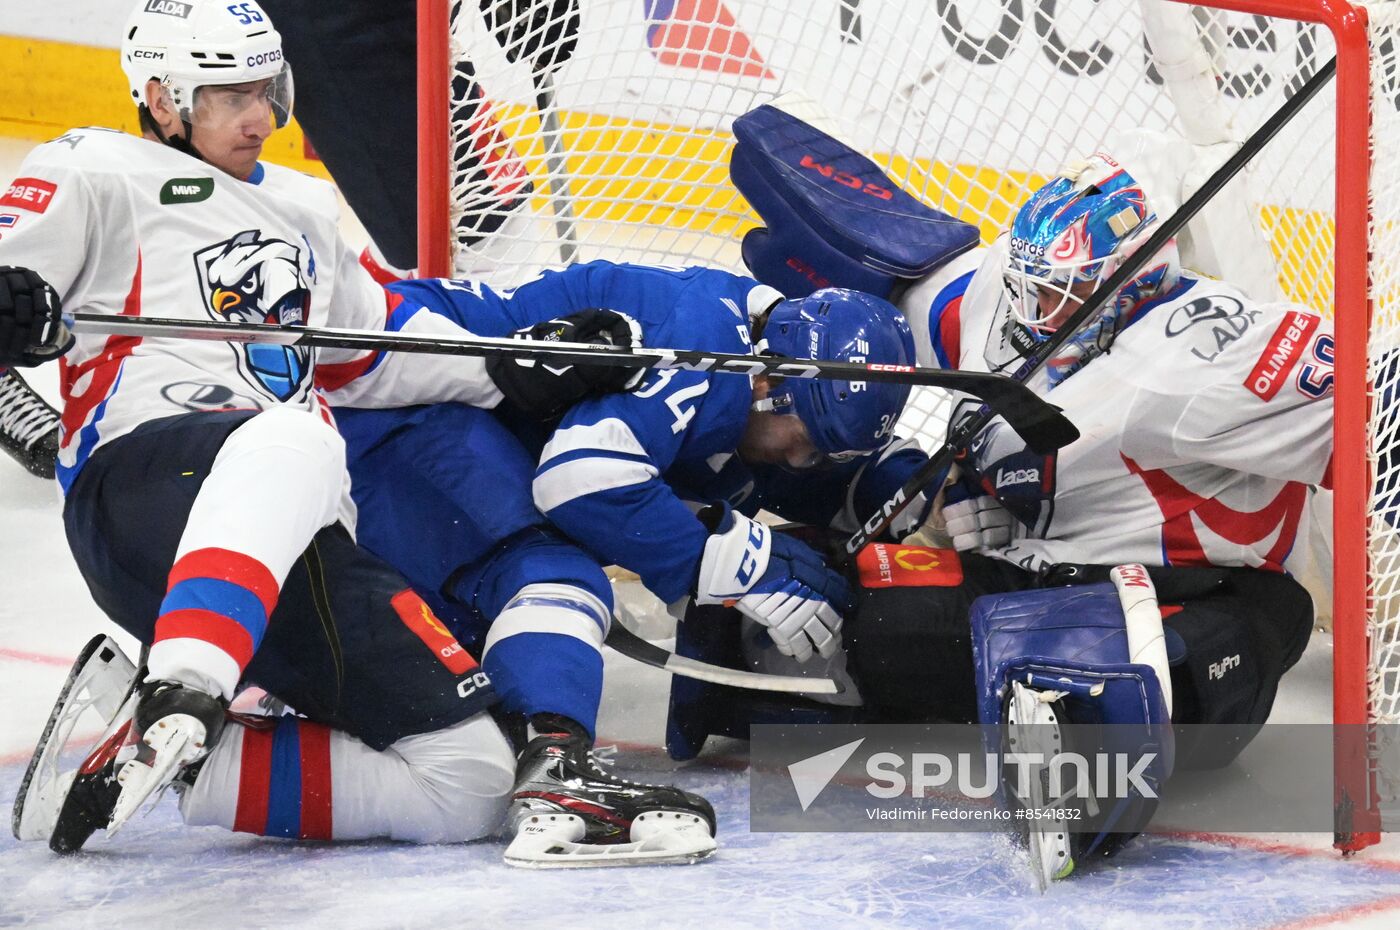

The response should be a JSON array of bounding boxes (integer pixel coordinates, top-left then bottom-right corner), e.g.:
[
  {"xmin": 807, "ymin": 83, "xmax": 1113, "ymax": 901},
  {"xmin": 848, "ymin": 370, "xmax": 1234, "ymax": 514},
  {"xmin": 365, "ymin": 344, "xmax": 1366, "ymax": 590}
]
[{"xmin": 65, "ymin": 311, "xmax": 1073, "ymax": 446}]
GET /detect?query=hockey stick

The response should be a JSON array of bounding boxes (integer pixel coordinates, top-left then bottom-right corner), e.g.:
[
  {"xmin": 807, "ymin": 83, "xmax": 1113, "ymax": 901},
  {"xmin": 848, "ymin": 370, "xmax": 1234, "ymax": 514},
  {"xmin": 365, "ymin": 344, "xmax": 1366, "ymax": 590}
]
[
  {"xmin": 64, "ymin": 312, "xmax": 1077, "ymax": 452},
  {"xmin": 532, "ymin": 70, "xmax": 581, "ymax": 265},
  {"xmin": 604, "ymin": 621, "xmax": 840, "ymax": 695},
  {"xmin": 840, "ymin": 55, "xmax": 1338, "ymax": 555},
  {"xmin": 479, "ymin": 0, "xmax": 582, "ymax": 264}
]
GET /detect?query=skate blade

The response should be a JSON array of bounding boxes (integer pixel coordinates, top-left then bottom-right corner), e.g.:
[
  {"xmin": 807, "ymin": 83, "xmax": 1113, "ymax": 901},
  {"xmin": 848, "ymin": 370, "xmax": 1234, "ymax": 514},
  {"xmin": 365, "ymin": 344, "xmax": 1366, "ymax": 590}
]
[
  {"xmin": 1007, "ymin": 681, "xmax": 1075, "ymax": 892},
  {"xmin": 504, "ymin": 811, "xmax": 718, "ymax": 869},
  {"xmin": 107, "ymin": 715, "xmax": 207, "ymax": 836},
  {"xmin": 12, "ymin": 635, "xmax": 136, "ymax": 842}
]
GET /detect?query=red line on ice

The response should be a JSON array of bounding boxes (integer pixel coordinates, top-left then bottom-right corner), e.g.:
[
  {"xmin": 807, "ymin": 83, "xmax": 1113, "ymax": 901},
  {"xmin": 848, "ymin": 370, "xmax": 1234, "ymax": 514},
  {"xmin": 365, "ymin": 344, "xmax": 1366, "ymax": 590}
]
[
  {"xmin": 0, "ymin": 646, "xmax": 73, "ymax": 667},
  {"xmin": 1262, "ymin": 891, "xmax": 1400, "ymax": 930}
]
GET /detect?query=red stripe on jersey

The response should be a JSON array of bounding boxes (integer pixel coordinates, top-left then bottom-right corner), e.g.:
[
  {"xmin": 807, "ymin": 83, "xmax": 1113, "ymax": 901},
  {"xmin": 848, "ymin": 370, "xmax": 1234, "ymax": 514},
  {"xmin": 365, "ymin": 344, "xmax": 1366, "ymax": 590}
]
[
  {"xmin": 59, "ymin": 252, "xmax": 143, "ymax": 448},
  {"xmin": 298, "ymin": 722, "xmax": 334, "ymax": 840},
  {"xmin": 938, "ymin": 295, "xmax": 963, "ymax": 368},
  {"xmin": 314, "ymin": 291, "xmax": 403, "ymax": 392},
  {"xmin": 168, "ymin": 548, "xmax": 280, "ymax": 617},
  {"xmin": 358, "ymin": 246, "xmax": 408, "ymax": 285},
  {"xmin": 314, "ymin": 351, "xmax": 378, "ymax": 392},
  {"xmin": 233, "ymin": 725, "xmax": 274, "ymax": 835},
  {"xmin": 153, "ymin": 609, "xmax": 255, "ymax": 669},
  {"xmin": 1123, "ymin": 454, "xmax": 1307, "ymax": 572}
]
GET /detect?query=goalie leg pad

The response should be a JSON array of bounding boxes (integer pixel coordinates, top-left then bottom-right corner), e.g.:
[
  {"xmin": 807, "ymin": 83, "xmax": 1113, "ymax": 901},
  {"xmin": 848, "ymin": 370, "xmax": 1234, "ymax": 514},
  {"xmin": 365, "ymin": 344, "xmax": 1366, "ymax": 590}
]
[{"xmin": 970, "ymin": 572, "xmax": 1175, "ymax": 878}]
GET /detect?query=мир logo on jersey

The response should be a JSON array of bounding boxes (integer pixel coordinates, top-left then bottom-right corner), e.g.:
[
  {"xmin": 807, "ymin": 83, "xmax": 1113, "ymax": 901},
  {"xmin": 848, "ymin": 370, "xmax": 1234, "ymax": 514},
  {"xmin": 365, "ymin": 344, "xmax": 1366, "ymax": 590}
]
[{"xmin": 194, "ymin": 229, "xmax": 312, "ymax": 402}]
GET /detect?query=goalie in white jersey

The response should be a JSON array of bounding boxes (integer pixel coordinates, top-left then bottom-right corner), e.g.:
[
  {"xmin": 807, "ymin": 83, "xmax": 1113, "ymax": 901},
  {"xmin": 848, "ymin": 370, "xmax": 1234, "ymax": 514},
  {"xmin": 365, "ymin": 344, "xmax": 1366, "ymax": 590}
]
[
  {"xmin": 1, "ymin": 0, "xmax": 640, "ymax": 855},
  {"xmin": 845, "ymin": 150, "xmax": 1326, "ymax": 740},
  {"xmin": 718, "ymin": 121, "xmax": 1328, "ymax": 879}
]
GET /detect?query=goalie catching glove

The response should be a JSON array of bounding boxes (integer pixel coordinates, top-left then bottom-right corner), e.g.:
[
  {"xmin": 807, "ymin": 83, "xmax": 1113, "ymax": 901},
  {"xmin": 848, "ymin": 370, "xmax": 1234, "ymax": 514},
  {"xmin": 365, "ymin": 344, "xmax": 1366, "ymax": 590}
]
[
  {"xmin": 486, "ymin": 307, "xmax": 644, "ymax": 421},
  {"xmin": 693, "ymin": 502, "xmax": 852, "ymax": 663}
]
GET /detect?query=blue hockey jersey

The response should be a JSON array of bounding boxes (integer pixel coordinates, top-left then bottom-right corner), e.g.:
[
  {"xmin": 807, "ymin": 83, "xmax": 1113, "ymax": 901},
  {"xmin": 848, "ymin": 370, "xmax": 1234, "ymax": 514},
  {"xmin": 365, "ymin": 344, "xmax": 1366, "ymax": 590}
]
[{"xmin": 349, "ymin": 261, "xmax": 928, "ymax": 604}]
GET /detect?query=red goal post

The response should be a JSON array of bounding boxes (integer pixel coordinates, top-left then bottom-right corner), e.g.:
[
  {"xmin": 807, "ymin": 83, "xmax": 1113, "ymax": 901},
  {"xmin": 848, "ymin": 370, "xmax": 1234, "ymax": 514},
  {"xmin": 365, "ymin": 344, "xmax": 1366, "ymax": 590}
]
[{"xmin": 417, "ymin": 0, "xmax": 1390, "ymax": 849}]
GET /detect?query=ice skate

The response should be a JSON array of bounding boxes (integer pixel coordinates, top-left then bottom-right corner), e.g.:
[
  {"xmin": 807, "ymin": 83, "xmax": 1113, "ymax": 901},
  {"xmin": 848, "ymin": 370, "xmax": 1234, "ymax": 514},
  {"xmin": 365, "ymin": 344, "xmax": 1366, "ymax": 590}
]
[{"xmin": 505, "ymin": 716, "xmax": 717, "ymax": 868}]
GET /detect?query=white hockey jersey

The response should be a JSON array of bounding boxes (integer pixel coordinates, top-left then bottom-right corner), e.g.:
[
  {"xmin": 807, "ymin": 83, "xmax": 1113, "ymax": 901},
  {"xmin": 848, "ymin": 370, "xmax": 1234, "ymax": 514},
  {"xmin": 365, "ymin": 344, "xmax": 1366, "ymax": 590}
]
[
  {"xmin": 0, "ymin": 128, "xmax": 502, "ymax": 491},
  {"xmin": 899, "ymin": 239, "xmax": 1334, "ymax": 574}
]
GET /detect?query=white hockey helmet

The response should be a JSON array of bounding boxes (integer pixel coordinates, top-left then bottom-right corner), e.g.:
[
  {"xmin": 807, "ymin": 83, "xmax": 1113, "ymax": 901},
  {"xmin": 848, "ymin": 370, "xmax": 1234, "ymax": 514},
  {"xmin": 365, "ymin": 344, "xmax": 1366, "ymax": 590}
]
[{"xmin": 120, "ymin": 0, "xmax": 293, "ymax": 130}]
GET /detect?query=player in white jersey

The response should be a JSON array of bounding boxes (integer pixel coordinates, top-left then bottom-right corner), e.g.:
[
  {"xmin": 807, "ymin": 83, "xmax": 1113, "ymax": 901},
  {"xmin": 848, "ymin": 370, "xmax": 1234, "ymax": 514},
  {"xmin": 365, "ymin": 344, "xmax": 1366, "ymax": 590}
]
[
  {"xmin": 841, "ymin": 151, "xmax": 1326, "ymax": 749},
  {"xmin": 719, "ymin": 124, "xmax": 1329, "ymax": 876},
  {"xmin": 2, "ymin": 0, "xmax": 634, "ymax": 855}
]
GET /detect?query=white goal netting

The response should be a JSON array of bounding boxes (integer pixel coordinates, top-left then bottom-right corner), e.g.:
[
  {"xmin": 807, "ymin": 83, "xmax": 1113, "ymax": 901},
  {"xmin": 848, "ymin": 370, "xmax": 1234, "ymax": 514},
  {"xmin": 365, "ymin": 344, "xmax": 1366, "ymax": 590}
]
[{"xmin": 421, "ymin": 0, "xmax": 1400, "ymax": 837}]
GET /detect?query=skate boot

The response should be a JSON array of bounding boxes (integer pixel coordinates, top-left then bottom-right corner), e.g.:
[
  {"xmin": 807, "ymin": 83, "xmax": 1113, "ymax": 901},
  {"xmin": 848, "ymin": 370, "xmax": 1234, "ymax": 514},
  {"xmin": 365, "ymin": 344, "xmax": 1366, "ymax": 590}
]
[
  {"xmin": 0, "ymin": 369, "xmax": 59, "ymax": 479},
  {"xmin": 47, "ymin": 678, "xmax": 225, "ymax": 852},
  {"xmin": 104, "ymin": 679, "xmax": 228, "ymax": 836},
  {"xmin": 505, "ymin": 714, "xmax": 717, "ymax": 868},
  {"xmin": 48, "ymin": 698, "xmax": 135, "ymax": 854}
]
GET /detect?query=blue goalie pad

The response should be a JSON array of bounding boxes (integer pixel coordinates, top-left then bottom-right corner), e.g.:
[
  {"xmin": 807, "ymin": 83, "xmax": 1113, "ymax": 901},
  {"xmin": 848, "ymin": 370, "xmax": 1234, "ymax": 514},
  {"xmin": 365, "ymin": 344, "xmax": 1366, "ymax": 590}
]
[
  {"xmin": 969, "ymin": 583, "xmax": 1175, "ymax": 862},
  {"xmin": 731, "ymin": 105, "xmax": 980, "ymax": 298}
]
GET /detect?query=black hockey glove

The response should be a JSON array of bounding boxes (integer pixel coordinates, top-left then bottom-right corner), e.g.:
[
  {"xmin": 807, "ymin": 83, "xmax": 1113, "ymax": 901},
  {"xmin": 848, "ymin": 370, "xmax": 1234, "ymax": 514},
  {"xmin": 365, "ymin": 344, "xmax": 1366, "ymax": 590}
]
[
  {"xmin": 487, "ymin": 307, "xmax": 643, "ymax": 421},
  {"xmin": 0, "ymin": 267, "xmax": 71, "ymax": 369},
  {"xmin": 479, "ymin": 0, "xmax": 579, "ymax": 74}
]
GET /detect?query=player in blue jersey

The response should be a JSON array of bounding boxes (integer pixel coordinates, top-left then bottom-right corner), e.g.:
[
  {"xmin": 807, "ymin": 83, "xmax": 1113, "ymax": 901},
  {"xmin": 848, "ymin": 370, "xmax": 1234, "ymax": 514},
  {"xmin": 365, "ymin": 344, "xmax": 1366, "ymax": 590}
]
[{"xmin": 333, "ymin": 259, "xmax": 930, "ymax": 866}]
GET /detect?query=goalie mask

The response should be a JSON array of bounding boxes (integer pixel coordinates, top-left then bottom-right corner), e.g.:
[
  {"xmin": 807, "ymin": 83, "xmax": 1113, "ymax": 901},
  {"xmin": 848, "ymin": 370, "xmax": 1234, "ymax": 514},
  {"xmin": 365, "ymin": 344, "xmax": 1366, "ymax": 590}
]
[
  {"xmin": 120, "ymin": 0, "xmax": 294, "ymax": 137},
  {"xmin": 1004, "ymin": 153, "xmax": 1180, "ymax": 384},
  {"xmin": 756, "ymin": 288, "xmax": 915, "ymax": 466}
]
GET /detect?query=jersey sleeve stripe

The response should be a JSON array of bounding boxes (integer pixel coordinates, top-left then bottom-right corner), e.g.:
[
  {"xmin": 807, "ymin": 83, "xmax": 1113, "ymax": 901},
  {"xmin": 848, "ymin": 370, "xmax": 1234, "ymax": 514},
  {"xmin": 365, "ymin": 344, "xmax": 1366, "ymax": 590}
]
[
  {"xmin": 928, "ymin": 267, "xmax": 973, "ymax": 368},
  {"xmin": 541, "ymin": 417, "xmax": 650, "ymax": 463},
  {"xmin": 533, "ymin": 457, "xmax": 660, "ymax": 512},
  {"xmin": 315, "ymin": 289, "xmax": 407, "ymax": 391}
]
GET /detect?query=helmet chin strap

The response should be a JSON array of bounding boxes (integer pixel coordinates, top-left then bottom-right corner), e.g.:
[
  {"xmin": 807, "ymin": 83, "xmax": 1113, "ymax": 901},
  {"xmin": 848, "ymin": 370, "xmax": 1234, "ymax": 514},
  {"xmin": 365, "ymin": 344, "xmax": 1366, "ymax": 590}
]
[{"xmin": 144, "ymin": 105, "xmax": 206, "ymax": 164}]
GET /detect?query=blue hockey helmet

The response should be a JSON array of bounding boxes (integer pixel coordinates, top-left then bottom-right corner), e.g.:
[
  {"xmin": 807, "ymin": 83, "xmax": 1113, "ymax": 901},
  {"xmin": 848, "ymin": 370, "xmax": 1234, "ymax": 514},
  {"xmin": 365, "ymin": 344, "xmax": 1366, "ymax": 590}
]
[
  {"xmin": 1004, "ymin": 152, "xmax": 1180, "ymax": 352},
  {"xmin": 758, "ymin": 288, "xmax": 915, "ymax": 461}
]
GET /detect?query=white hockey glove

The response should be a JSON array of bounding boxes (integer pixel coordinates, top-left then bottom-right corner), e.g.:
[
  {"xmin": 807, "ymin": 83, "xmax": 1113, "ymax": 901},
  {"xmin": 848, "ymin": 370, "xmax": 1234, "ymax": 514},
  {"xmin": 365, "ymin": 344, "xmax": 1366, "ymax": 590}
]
[
  {"xmin": 693, "ymin": 503, "xmax": 852, "ymax": 663},
  {"xmin": 942, "ymin": 483, "xmax": 1014, "ymax": 552}
]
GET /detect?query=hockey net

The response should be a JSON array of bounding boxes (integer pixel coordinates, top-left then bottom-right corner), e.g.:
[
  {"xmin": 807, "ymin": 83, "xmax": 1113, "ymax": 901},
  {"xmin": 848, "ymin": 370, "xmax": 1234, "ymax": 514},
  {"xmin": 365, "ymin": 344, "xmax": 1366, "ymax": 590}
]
[{"xmin": 419, "ymin": 0, "xmax": 1399, "ymax": 846}]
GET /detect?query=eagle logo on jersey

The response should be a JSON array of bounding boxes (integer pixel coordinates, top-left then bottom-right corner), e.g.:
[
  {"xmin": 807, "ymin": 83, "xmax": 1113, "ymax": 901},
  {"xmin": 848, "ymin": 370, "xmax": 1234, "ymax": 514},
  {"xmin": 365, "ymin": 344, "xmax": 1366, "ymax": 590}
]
[{"xmin": 194, "ymin": 230, "xmax": 312, "ymax": 402}]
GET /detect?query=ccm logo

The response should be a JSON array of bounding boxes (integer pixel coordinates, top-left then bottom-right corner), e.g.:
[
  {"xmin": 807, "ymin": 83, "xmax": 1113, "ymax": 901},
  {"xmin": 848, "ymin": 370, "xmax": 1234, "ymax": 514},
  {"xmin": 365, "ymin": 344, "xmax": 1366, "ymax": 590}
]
[
  {"xmin": 798, "ymin": 155, "xmax": 894, "ymax": 200},
  {"xmin": 456, "ymin": 671, "xmax": 492, "ymax": 699},
  {"xmin": 1114, "ymin": 563, "xmax": 1152, "ymax": 589},
  {"xmin": 1209, "ymin": 654, "xmax": 1241, "ymax": 680},
  {"xmin": 132, "ymin": 48, "xmax": 165, "ymax": 60},
  {"xmin": 867, "ymin": 363, "xmax": 914, "ymax": 372},
  {"xmin": 247, "ymin": 49, "xmax": 283, "ymax": 67}
]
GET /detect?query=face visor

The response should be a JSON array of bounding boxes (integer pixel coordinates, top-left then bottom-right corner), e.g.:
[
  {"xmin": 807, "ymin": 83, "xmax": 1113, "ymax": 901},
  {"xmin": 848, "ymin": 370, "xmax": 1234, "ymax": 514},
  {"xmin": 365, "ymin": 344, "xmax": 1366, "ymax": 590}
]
[{"xmin": 181, "ymin": 63, "xmax": 294, "ymax": 130}]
